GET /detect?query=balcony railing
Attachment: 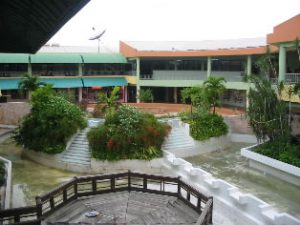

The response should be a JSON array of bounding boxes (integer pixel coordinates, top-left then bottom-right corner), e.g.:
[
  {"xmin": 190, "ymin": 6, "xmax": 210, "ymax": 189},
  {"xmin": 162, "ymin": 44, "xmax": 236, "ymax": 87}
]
[
  {"xmin": 286, "ymin": 73, "xmax": 300, "ymax": 83},
  {"xmin": 0, "ymin": 171, "xmax": 213, "ymax": 225},
  {"xmin": 140, "ymin": 70, "xmax": 245, "ymax": 82}
]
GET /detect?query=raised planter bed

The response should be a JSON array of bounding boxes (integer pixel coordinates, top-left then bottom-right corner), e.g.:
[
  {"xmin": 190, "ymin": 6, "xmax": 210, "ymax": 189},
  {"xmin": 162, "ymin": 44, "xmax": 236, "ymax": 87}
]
[{"xmin": 241, "ymin": 144, "xmax": 300, "ymax": 186}]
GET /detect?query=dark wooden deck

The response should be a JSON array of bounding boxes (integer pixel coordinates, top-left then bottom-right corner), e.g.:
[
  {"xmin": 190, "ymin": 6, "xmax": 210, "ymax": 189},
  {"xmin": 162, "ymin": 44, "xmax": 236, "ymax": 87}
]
[
  {"xmin": 45, "ymin": 191, "xmax": 200, "ymax": 224},
  {"xmin": 0, "ymin": 172, "xmax": 213, "ymax": 225}
]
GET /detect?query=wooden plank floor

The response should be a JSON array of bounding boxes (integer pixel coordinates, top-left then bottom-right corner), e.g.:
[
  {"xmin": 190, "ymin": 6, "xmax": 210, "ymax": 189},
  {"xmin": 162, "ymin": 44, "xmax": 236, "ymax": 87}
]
[{"xmin": 45, "ymin": 191, "xmax": 200, "ymax": 224}]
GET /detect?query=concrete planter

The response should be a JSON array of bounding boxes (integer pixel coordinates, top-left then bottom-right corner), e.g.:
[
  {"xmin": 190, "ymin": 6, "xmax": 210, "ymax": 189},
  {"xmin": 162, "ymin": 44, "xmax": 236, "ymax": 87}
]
[
  {"xmin": 241, "ymin": 144, "xmax": 300, "ymax": 186},
  {"xmin": 23, "ymin": 149, "xmax": 163, "ymax": 174}
]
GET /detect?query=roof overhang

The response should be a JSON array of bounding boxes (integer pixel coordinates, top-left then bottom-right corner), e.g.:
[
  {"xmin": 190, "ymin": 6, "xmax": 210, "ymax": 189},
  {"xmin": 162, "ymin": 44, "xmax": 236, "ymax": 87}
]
[{"xmin": 0, "ymin": 0, "xmax": 90, "ymax": 54}]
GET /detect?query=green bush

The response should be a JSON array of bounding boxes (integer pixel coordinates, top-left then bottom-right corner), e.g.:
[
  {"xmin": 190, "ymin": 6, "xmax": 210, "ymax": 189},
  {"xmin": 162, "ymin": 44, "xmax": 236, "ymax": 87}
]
[
  {"xmin": 189, "ymin": 112, "xmax": 228, "ymax": 141},
  {"xmin": 14, "ymin": 86, "xmax": 87, "ymax": 154},
  {"xmin": 139, "ymin": 89, "xmax": 153, "ymax": 103},
  {"xmin": 256, "ymin": 139, "xmax": 300, "ymax": 167},
  {"xmin": 88, "ymin": 105, "xmax": 170, "ymax": 161}
]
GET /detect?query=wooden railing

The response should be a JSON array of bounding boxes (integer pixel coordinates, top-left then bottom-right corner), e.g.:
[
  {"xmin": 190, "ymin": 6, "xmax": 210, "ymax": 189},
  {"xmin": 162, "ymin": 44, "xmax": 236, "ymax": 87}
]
[{"xmin": 0, "ymin": 171, "xmax": 213, "ymax": 225}]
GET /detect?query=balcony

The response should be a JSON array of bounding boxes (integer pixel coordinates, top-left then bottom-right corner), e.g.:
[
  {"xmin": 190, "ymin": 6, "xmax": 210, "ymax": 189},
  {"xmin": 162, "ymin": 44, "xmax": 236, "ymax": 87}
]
[
  {"xmin": 286, "ymin": 73, "xmax": 300, "ymax": 83},
  {"xmin": 140, "ymin": 70, "xmax": 245, "ymax": 82}
]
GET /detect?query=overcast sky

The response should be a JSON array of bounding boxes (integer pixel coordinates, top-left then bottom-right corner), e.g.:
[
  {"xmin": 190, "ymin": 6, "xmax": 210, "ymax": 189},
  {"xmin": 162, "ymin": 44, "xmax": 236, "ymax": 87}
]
[{"xmin": 48, "ymin": 0, "xmax": 300, "ymax": 51}]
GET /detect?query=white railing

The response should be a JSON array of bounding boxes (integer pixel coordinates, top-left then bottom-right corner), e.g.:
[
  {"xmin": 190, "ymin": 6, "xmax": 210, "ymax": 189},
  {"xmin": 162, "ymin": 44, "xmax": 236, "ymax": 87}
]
[
  {"xmin": 286, "ymin": 73, "xmax": 300, "ymax": 83},
  {"xmin": 163, "ymin": 151, "xmax": 300, "ymax": 225}
]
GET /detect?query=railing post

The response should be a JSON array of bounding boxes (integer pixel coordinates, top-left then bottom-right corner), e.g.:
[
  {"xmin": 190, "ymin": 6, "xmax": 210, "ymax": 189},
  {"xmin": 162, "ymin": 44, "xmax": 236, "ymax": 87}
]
[
  {"xmin": 35, "ymin": 196, "xmax": 43, "ymax": 220},
  {"xmin": 49, "ymin": 196, "xmax": 54, "ymax": 210},
  {"xmin": 209, "ymin": 197, "xmax": 213, "ymax": 224},
  {"xmin": 74, "ymin": 177, "xmax": 78, "ymax": 198},
  {"xmin": 177, "ymin": 177, "xmax": 181, "ymax": 197},
  {"xmin": 197, "ymin": 197, "xmax": 201, "ymax": 212},
  {"xmin": 111, "ymin": 175, "xmax": 115, "ymax": 191},
  {"xmin": 92, "ymin": 178, "xmax": 97, "ymax": 194},
  {"xmin": 14, "ymin": 215, "xmax": 20, "ymax": 223},
  {"xmin": 63, "ymin": 189, "xmax": 67, "ymax": 202}
]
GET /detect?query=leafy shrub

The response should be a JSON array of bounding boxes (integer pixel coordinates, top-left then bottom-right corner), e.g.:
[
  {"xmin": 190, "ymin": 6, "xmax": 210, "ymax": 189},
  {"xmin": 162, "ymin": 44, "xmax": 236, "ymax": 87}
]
[
  {"xmin": 88, "ymin": 105, "xmax": 170, "ymax": 161},
  {"xmin": 139, "ymin": 89, "xmax": 154, "ymax": 103},
  {"xmin": 189, "ymin": 112, "xmax": 228, "ymax": 141},
  {"xmin": 256, "ymin": 139, "xmax": 300, "ymax": 167},
  {"xmin": 14, "ymin": 86, "xmax": 87, "ymax": 154}
]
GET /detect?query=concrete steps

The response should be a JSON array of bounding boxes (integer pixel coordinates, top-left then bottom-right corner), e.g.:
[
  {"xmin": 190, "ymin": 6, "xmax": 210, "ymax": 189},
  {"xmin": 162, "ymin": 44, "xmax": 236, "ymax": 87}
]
[
  {"xmin": 162, "ymin": 122, "xmax": 195, "ymax": 151},
  {"xmin": 58, "ymin": 118, "xmax": 104, "ymax": 167},
  {"xmin": 59, "ymin": 127, "xmax": 91, "ymax": 166}
]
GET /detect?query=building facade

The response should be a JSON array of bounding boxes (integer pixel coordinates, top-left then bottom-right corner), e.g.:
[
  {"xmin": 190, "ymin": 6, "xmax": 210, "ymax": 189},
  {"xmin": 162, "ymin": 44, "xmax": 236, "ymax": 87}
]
[{"xmin": 0, "ymin": 14, "xmax": 299, "ymax": 107}]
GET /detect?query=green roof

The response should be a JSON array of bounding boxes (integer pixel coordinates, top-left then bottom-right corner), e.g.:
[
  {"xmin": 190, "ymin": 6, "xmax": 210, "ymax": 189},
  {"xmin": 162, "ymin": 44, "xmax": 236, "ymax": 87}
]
[
  {"xmin": 0, "ymin": 78, "xmax": 21, "ymax": 90},
  {"xmin": 40, "ymin": 78, "xmax": 83, "ymax": 88},
  {"xmin": 0, "ymin": 54, "xmax": 29, "ymax": 63},
  {"xmin": 82, "ymin": 77, "xmax": 127, "ymax": 87},
  {"xmin": 81, "ymin": 53, "xmax": 128, "ymax": 63},
  {"xmin": 30, "ymin": 53, "xmax": 83, "ymax": 64}
]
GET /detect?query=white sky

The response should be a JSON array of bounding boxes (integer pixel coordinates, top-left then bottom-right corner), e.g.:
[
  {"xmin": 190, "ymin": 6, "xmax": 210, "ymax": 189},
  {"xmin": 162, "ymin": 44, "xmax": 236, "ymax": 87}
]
[{"xmin": 48, "ymin": 0, "xmax": 300, "ymax": 52}]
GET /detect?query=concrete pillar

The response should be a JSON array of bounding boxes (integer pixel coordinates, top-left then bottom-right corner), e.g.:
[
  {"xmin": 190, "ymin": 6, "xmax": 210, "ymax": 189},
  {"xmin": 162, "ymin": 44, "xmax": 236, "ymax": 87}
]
[
  {"xmin": 278, "ymin": 45, "xmax": 286, "ymax": 82},
  {"xmin": 78, "ymin": 63, "xmax": 83, "ymax": 102},
  {"xmin": 207, "ymin": 57, "xmax": 211, "ymax": 78},
  {"xmin": 174, "ymin": 87, "xmax": 177, "ymax": 103},
  {"xmin": 246, "ymin": 55, "xmax": 252, "ymax": 76},
  {"xmin": 28, "ymin": 63, "xmax": 32, "ymax": 75},
  {"xmin": 78, "ymin": 88, "xmax": 82, "ymax": 102},
  {"xmin": 124, "ymin": 86, "xmax": 128, "ymax": 103},
  {"xmin": 136, "ymin": 58, "xmax": 140, "ymax": 103}
]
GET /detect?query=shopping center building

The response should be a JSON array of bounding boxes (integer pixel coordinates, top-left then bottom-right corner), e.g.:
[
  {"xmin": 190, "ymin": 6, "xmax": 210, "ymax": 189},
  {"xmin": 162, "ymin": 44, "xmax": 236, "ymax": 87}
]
[{"xmin": 0, "ymin": 14, "xmax": 299, "ymax": 107}]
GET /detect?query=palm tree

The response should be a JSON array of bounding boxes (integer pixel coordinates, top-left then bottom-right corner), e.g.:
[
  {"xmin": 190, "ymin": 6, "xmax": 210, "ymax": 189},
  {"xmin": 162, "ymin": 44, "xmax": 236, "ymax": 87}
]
[
  {"xmin": 18, "ymin": 74, "xmax": 44, "ymax": 100},
  {"xmin": 97, "ymin": 86, "xmax": 121, "ymax": 116},
  {"xmin": 203, "ymin": 76, "xmax": 226, "ymax": 114}
]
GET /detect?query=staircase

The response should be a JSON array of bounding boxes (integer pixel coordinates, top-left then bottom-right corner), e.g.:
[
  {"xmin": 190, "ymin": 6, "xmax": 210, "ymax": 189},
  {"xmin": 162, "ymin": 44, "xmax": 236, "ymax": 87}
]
[
  {"xmin": 59, "ymin": 128, "xmax": 91, "ymax": 166},
  {"xmin": 162, "ymin": 118, "xmax": 195, "ymax": 152},
  {"xmin": 59, "ymin": 118, "xmax": 104, "ymax": 167}
]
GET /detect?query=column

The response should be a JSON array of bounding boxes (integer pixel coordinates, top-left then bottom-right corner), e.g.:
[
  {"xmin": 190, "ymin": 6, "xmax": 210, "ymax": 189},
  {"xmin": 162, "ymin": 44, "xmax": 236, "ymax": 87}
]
[
  {"xmin": 78, "ymin": 63, "xmax": 83, "ymax": 102},
  {"xmin": 278, "ymin": 45, "xmax": 286, "ymax": 82},
  {"xmin": 174, "ymin": 87, "xmax": 177, "ymax": 103},
  {"xmin": 27, "ymin": 63, "xmax": 32, "ymax": 75},
  {"xmin": 136, "ymin": 58, "xmax": 140, "ymax": 103},
  {"xmin": 207, "ymin": 57, "xmax": 211, "ymax": 78},
  {"xmin": 246, "ymin": 55, "xmax": 252, "ymax": 76}
]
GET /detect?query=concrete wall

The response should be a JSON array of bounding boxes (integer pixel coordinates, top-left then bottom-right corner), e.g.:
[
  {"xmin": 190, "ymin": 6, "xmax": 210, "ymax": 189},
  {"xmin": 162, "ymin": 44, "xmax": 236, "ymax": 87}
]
[
  {"xmin": 163, "ymin": 151, "xmax": 300, "ymax": 225},
  {"xmin": 241, "ymin": 144, "xmax": 300, "ymax": 187},
  {"xmin": 23, "ymin": 149, "xmax": 163, "ymax": 175},
  {"xmin": 0, "ymin": 102, "xmax": 30, "ymax": 125}
]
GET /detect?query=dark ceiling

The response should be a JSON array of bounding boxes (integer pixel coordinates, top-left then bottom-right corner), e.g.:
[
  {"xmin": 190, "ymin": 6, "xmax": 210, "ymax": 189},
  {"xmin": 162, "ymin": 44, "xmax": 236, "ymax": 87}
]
[{"xmin": 0, "ymin": 0, "xmax": 90, "ymax": 54}]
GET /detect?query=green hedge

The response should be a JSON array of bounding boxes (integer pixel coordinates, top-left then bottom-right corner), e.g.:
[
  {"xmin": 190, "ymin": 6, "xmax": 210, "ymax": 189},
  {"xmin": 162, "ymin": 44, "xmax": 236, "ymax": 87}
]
[
  {"xmin": 88, "ymin": 105, "xmax": 170, "ymax": 161},
  {"xmin": 189, "ymin": 112, "xmax": 228, "ymax": 141},
  {"xmin": 256, "ymin": 139, "xmax": 300, "ymax": 167},
  {"xmin": 14, "ymin": 86, "xmax": 87, "ymax": 154}
]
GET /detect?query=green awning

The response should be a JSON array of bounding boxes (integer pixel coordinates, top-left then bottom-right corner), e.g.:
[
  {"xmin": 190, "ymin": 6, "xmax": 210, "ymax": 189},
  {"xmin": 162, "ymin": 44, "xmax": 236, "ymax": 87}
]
[
  {"xmin": 81, "ymin": 53, "xmax": 128, "ymax": 63},
  {"xmin": 40, "ymin": 78, "xmax": 83, "ymax": 88},
  {"xmin": 82, "ymin": 77, "xmax": 127, "ymax": 87},
  {"xmin": 30, "ymin": 53, "xmax": 83, "ymax": 64},
  {"xmin": 0, "ymin": 54, "xmax": 29, "ymax": 63},
  {"xmin": 0, "ymin": 78, "xmax": 21, "ymax": 90}
]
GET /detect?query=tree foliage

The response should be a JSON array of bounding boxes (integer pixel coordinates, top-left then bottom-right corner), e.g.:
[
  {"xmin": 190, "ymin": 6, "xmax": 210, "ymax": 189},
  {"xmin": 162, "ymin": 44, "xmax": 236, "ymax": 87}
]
[
  {"xmin": 97, "ymin": 86, "xmax": 121, "ymax": 116},
  {"xmin": 203, "ymin": 76, "xmax": 226, "ymax": 114},
  {"xmin": 247, "ymin": 76, "xmax": 289, "ymax": 143},
  {"xmin": 14, "ymin": 85, "xmax": 87, "ymax": 153},
  {"xmin": 139, "ymin": 89, "xmax": 154, "ymax": 102},
  {"xmin": 18, "ymin": 74, "xmax": 44, "ymax": 99}
]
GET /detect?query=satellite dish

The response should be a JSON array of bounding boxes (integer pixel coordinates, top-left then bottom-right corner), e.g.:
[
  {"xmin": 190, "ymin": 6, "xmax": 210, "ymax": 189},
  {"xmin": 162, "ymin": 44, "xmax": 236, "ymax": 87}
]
[{"xmin": 89, "ymin": 29, "xmax": 106, "ymax": 40}]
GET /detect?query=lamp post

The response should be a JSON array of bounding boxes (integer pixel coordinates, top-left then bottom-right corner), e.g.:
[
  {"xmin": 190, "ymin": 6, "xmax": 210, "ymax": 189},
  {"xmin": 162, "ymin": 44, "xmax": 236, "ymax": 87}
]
[{"xmin": 89, "ymin": 28, "xmax": 106, "ymax": 53}]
